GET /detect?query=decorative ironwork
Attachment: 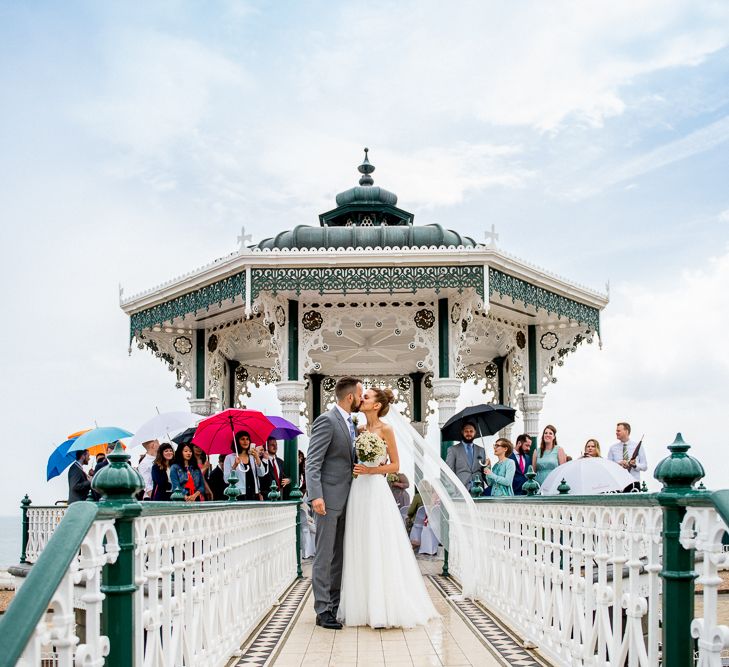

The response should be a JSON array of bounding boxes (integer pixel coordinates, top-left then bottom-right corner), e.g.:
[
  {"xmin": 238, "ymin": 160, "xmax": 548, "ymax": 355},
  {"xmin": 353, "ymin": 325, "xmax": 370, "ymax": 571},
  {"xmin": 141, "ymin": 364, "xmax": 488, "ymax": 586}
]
[
  {"xmin": 207, "ymin": 334, "xmax": 218, "ymax": 353},
  {"xmin": 540, "ymin": 331, "xmax": 558, "ymax": 350},
  {"xmin": 302, "ymin": 310, "xmax": 323, "ymax": 331},
  {"xmin": 251, "ymin": 265, "xmax": 485, "ymax": 300},
  {"xmin": 414, "ymin": 309, "xmax": 435, "ymax": 330},
  {"xmin": 397, "ymin": 376, "xmax": 411, "ymax": 391},
  {"xmin": 129, "ymin": 271, "xmax": 246, "ymax": 338},
  {"xmin": 235, "ymin": 366, "xmax": 249, "ymax": 383},
  {"xmin": 489, "ymin": 267, "xmax": 600, "ymax": 332},
  {"xmin": 450, "ymin": 302, "xmax": 461, "ymax": 324},
  {"xmin": 516, "ymin": 330, "xmax": 526, "ymax": 349},
  {"xmin": 275, "ymin": 304, "xmax": 286, "ymax": 327},
  {"xmin": 484, "ymin": 362, "xmax": 498, "ymax": 379},
  {"xmin": 322, "ymin": 377, "xmax": 336, "ymax": 392},
  {"xmin": 173, "ymin": 336, "xmax": 192, "ymax": 355}
]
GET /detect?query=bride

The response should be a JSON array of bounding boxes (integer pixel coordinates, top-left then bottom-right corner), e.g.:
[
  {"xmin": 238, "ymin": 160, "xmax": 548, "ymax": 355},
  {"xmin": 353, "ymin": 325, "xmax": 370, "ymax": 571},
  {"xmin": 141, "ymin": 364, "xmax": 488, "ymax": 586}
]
[{"xmin": 337, "ymin": 386, "xmax": 439, "ymax": 628}]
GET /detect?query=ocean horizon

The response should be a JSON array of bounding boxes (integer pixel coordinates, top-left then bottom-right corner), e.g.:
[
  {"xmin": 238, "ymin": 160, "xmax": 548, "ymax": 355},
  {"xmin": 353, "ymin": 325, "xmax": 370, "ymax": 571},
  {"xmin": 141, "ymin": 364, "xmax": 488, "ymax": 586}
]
[{"xmin": 0, "ymin": 516, "xmax": 21, "ymax": 568}]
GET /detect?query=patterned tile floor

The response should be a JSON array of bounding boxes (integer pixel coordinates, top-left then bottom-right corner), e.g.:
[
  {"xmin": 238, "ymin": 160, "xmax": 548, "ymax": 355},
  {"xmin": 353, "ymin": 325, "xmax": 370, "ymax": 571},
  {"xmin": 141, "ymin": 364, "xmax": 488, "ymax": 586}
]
[{"xmin": 232, "ymin": 558, "xmax": 549, "ymax": 666}]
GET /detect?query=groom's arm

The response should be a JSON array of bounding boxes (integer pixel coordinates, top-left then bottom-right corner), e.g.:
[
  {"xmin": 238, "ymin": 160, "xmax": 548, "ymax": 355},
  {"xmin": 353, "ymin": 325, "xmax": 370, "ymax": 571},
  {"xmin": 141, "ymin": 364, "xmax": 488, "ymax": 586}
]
[{"xmin": 306, "ymin": 413, "xmax": 333, "ymax": 514}]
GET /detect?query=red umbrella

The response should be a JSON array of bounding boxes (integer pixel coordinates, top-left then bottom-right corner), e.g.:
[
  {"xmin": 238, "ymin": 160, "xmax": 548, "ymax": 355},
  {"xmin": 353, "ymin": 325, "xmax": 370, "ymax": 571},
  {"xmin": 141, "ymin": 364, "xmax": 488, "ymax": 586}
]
[{"xmin": 193, "ymin": 409, "xmax": 275, "ymax": 455}]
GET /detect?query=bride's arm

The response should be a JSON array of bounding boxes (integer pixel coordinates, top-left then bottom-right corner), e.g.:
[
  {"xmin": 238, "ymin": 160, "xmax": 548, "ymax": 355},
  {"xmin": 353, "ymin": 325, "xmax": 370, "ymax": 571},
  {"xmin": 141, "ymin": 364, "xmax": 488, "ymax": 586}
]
[{"xmin": 355, "ymin": 425, "xmax": 400, "ymax": 475}]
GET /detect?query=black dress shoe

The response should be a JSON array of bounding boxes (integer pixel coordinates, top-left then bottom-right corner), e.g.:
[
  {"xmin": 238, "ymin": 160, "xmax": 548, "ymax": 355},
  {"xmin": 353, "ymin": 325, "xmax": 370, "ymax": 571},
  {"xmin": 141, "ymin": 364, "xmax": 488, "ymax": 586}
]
[{"xmin": 316, "ymin": 612, "xmax": 342, "ymax": 630}]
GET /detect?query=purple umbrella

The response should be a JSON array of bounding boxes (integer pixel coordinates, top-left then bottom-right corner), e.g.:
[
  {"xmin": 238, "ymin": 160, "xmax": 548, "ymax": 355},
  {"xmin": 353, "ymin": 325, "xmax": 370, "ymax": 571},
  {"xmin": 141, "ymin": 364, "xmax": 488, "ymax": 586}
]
[{"xmin": 266, "ymin": 416, "xmax": 303, "ymax": 440}]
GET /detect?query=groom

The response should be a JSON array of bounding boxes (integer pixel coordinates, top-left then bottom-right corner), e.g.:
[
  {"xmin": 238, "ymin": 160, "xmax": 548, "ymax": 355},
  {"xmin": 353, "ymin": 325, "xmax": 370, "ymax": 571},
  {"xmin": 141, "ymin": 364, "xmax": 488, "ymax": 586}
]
[{"xmin": 306, "ymin": 376, "xmax": 363, "ymax": 630}]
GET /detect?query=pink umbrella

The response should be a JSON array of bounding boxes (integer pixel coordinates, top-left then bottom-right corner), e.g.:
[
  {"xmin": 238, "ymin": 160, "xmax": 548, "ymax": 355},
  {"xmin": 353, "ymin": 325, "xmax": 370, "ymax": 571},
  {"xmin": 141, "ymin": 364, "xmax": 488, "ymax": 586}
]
[{"xmin": 193, "ymin": 409, "xmax": 275, "ymax": 455}]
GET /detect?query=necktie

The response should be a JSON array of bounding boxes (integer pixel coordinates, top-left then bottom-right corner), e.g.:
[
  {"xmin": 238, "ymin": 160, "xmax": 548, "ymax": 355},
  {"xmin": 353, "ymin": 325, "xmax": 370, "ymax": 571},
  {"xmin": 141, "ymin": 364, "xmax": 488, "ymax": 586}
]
[
  {"xmin": 466, "ymin": 443, "xmax": 474, "ymax": 468},
  {"xmin": 347, "ymin": 416, "xmax": 356, "ymax": 443},
  {"xmin": 623, "ymin": 442, "xmax": 628, "ymax": 460},
  {"xmin": 519, "ymin": 454, "xmax": 525, "ymax": 474},
  {"xmin": 273, "ymin": 459, "xmax": 280, "ymax": 485}
]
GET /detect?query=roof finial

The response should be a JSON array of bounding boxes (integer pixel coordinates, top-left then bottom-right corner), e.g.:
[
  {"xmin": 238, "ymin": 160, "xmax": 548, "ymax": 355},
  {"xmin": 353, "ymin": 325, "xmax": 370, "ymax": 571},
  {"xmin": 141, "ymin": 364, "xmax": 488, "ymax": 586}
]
[{"xmin": 358, "ymin": 147, "xmax": 375, "ymax": 186}]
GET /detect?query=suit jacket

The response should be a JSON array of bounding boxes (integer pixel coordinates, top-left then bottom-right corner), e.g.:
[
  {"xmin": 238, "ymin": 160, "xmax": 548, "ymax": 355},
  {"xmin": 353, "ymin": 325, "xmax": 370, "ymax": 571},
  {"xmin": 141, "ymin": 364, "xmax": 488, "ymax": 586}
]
[
  {"xmin": 68, "ymin": 462, "xmax": 91, "ymax": 503},
  {"xmin": 446, "ymin": 441, "xmax": 486, "ymax": 489},
  {"xmin": 261, "ymin": 456, "xmax": 288, "ymax": 499},
  {"xmin": 305, "ymin": 407, "xmax": 355, "ymax": 511},
  {"xmin": 208, "ymin": 465, "xmax": 227, "ymax": 501},
  {"xmin": 509, "ymin": 451, "xmax": 530, "ymax": 495}
]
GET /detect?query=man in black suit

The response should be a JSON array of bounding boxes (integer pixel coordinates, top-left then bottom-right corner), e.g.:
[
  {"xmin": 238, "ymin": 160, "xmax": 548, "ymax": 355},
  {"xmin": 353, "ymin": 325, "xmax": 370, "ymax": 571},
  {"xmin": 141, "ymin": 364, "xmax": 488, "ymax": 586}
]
[
  {"xmin": 260, "ymin": 437, "xmax": 290, "ymax": 499},
  {"xmin": 208, "ymin": 455, "xmax": 227, "ymax": 501},
  {"xmin": 68, "ymin": 450, "xmax": 91, "ymax": 503},
  {"xmin": 510, "ymin": 433, "xmax": 532, "ymax": 495}
]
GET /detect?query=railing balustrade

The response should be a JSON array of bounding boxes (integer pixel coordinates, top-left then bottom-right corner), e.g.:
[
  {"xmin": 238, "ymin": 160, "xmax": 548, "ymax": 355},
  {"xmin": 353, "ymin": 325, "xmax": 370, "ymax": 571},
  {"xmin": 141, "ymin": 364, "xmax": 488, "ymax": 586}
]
[{"xmin": 24, "ymin": 506, "xmax": 68, "ymax": 564}]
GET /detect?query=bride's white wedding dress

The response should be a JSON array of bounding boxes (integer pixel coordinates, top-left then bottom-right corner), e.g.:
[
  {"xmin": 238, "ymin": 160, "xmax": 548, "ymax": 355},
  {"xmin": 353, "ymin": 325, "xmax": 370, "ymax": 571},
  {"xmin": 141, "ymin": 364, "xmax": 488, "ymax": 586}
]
[{"xmin": 337, "ymin": 435, "xmax": 439, "ymax": 628}]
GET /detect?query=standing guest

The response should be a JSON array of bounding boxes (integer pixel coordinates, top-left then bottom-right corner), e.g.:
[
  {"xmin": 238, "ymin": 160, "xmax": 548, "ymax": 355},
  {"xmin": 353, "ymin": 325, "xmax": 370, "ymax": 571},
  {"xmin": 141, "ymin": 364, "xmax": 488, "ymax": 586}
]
[
  {"xmin": 532, "ymin": 424, "xmax": 566, "ymax": 487},
  {"xmin": 388, "ymin": 472, "xmax": 411, "ymax": 509},
  {"xmin": 260, "ymin": 437, "xmax": 291, "ymax": 499},
  {"xmin": 483, "ymin": 439, "xmax": 516, "ymax": 496},
  {"xmin": 137, "ymin": 439, "xmax": 159, "ymax": 499},
  {"xmin": 68, "ymin": 450, "xmax": 92, "ymax": 503},
  {"xmin": 607, "ymin": 422, "xmax": 646, "ymax": 489},
  {"xmin": 582, "ymin": 439, "xmax": 601, "ymax": 458},
  {"xmin": 208, "ymin": 455, "xmax": 227, "ymax": 501},
  {"xmin": 89, "ymin": 452, "xmax": 107, "ymax": 477},
  {"xmin": 151, "ymin": 443, "xmax": 175, "ymax": 500},
  {"xmin": 224, "ymin": 431, "xmax": 266, "ymax": 501},
  {"xmin": 170, "ymin": 443, "xmax": 205, "ymax": 502},
  {"xmin": 509, "ymin": 434, "xmax": 532, "ymax": 495},
  {"xmin": 192, "ymin": 444, "xmax": 214, "ymax": 500},
  {"xmin": 445, "ymin": 422, "xmax": 486, "ymax": 491},
  {"xmin": 298, "ymin": 450, "xmax": 307, "ymax": 496}
]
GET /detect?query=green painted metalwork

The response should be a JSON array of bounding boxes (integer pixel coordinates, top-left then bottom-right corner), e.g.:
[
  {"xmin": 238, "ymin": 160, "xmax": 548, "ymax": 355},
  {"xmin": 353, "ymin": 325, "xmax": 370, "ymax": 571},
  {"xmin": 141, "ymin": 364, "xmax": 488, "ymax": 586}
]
[
  {"xmin": 288, "ymin": 300, "xmax": 299, "ymax": 382},
  {"xmin": 557, "ymin": 479, "xmax": 571, "ymax": 495},
  {"xmin": 195, "ymin": 329, "xmax": 205, "ymax": 399},
  {"xmin": 470, "ymin": 475, "xmax": 484, "ymax": 498},
  {"xmin": 251, "ymin": 265, "xmax": 485, "ymax": 301},
  {"xmin": 522, "ymin": 466, "xmax": 540, "ymax": 496},
  {"xmin": 655, "ymin": 432, "xmax": 705, "ymax": 667},
  {"xmin": 19, "ymin": 494, "xmax": 31, "ymax": 564},
  {"xmin": 437, "ymin": 298, "xmax": 449, "ymax": 380},
  {"xmin": 267, "ymin": 480, "xmax": 281, "ymax": 501},
  {"xmin": 409, "ymin": 372, "xmax": 424, "ymax": 422},
  {"xmin": 310, "ymin": 374, "xmax": 323, "ymax": 420},
  {"xmin": 224, "ymin": 473, "xmax": 241, "ymax": 501},
  {"xmin": 527, "ymin": 325, "xmax": 537, "ymax": 395},
  {"xmin": 490, "ymin": 267, "xmax": 600, "ymax": 333},
  {"xmin": 0, "ymin": 502, "xmax": 105, "ymax": 666},
  {"xmin": 129, "ymin": 270, "xmax": 246, "ymax": 339}
]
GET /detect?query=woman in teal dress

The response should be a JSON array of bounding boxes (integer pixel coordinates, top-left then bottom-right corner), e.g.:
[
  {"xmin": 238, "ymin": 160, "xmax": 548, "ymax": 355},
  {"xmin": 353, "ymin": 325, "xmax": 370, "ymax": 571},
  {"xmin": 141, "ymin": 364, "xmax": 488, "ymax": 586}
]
[
  {"xmin": 532, "ymin": 424, "xmax": 566, "ymax": 487},
  {"xmin": 483, "ymin": 438, "xmax": 516, "ymax": 496}
]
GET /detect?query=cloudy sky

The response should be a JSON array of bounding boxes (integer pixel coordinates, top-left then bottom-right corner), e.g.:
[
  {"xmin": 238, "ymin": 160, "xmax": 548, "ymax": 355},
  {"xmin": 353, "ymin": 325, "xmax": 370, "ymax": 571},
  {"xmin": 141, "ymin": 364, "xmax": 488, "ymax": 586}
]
[{"xmin": 1, "ymin": 1, "xmax": 728, "ymax": 512}]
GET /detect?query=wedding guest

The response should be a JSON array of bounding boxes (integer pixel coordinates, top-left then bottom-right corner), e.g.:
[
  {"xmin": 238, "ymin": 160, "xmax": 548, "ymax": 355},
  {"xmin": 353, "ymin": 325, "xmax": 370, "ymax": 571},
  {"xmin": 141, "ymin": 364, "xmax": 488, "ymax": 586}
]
[
  {"xmin": 151, "ymin": 443, "xmax": 175, "ymax": 500},
  {"xmin": 532, "ymin": 424, "xmax": 566, "ymax": 487},
  {"xmin": 260, "ymin": 437, "xmax": 290, "ymax": 499},
  {"xmin": 298, "ymin": 450, "xmax": 307, "ymax": 496},
  {"xmin": 192, "ymin": 444, "xmax": 214, "ymax": 500},
  {"xmin": 607, "ymin": 422, "xmax": 646, "ymax": 489},
  {"xmin": 388, "ymin": 472, "xmax": 411, "ymax": 509},
  {"xmin": 68, "ymin": 450, "xmax": 91, "ymax": 503},
  {"xmin": 483, "ymin": 439, "xmax": 516, "ymax": 496},
  {"xmin": 445, "ymin": 422, "xmax": 486, "ymax": 490},
  {"xmin": 137, "ymin": 439, "xmax": 160, "ymax": 500},
  {"xmin": 208, "ymin": 454, "xmax": 227, "ymax": 501},
  {"xmin": 170, "ymin": 443, "xmax": 205, "ymax": 502},
  {"xmin": 582, "ymin": 439, "xmax": 601, "ymax": 458},
  {"xmin": 510, "ymin": 434, "xmax": 532, "ymax": 495},
  {"xmin": 223, "ymin": 431, "xmax": 266, "ymax": 500},
  {"xmin": 89, "ymin": 452, "xmax": 107, "ymax": 477},
  {"xmin": 406, "ymin": 485, "xmax": 423, "ymax": 533}
]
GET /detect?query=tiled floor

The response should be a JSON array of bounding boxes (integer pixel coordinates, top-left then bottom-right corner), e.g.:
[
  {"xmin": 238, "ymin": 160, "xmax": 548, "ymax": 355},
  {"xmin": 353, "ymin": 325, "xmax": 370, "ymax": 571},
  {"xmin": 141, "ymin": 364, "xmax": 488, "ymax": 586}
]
[{"xmin": 271, "ymin": 559, "xmax": 521, "ymax": 666}]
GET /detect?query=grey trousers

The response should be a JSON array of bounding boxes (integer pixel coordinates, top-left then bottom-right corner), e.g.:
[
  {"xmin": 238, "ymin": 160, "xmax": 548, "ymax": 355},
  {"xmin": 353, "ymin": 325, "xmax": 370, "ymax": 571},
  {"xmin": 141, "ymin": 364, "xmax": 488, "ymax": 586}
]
[{"xmin": 312, "ymin": 504, "xmax": 347, "ymax": 616}]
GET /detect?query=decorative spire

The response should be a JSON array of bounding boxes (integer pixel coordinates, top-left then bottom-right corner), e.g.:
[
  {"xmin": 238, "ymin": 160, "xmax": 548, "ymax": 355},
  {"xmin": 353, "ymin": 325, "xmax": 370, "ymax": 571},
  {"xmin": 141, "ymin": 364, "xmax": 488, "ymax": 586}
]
[{"xmin": 358, "ymin": 147, "xmax": 375, "ymax": 186}]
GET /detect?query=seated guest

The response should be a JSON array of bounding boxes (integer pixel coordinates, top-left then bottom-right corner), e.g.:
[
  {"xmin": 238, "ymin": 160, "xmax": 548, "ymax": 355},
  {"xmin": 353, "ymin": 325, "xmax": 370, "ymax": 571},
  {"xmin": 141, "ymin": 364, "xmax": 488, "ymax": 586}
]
[
  {"xmin": 445, "ymin": 422, "xmax": 486, "ymax": 491},
  {"xmin": 260, "ymin": 437, "xmax": 290, "ymax": 499},
  {"xmin": 224, "ymin": 431, "xmax": 266, "ymax": 501},
  {"xmin": 170, "ymin": 444, "xmax": 205, "ymax": 502},
  {"xmin": 298, "ymin": 450, "xmax": 307, "ymax": 496},
  {"xmin": 208, "ymin": 454, "xmax": 227, "ymax": 501},
  {"xmin": 68, "ymin": 450, "xmax": 92, "ymax": 503},
  {"xmin": 483, "ymin": 438, "xmax": 516, "ymax": 496},
  {"xmin": 582, "ymin": 439, "xmax": 601, "ymax": 457},
  {"xmin": 388, "ymin": 472, "xmax": 411, "ymax": 509},
  {"xmin": 510, "ymin": 434, "xmax": 532, "ymax": 495},
  {"xmin": 151, "ymin": 443, "xmax": 175, "ymax": 500},
  {"xmin": 532, "ymin": 424, "xmax": 566, "ymax": 486},
  {"xmin": 406, "ymin": 485, "xmax": 423, "ymax": 533}
]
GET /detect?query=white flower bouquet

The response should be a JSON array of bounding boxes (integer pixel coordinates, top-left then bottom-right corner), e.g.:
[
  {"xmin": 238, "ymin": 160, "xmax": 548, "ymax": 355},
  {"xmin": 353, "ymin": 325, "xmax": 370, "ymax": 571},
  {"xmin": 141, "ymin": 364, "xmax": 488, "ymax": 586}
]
[{"xmin": 355, "ymin": 431, "xmax": 386, "ymax": 465}]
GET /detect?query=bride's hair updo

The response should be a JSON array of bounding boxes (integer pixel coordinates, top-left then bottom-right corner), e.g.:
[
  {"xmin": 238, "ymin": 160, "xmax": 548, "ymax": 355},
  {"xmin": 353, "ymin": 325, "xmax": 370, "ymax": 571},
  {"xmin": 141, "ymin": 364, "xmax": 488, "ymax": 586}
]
[{"xmin": 371, "ymin": 387, "xmax": 395, "ymax": 417}]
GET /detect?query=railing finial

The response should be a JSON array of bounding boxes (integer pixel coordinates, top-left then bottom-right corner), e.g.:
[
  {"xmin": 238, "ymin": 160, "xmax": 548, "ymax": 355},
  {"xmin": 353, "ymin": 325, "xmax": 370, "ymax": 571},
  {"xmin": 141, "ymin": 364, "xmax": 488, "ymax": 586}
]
[
  {"xmin": 654, "ymin": 432, "xmax": 705, "ymax": 492},
  {"xmin": 91, "ymin": 441, "xmax": 144, "ymax": 503},
  {"xmin": 522, "ymin": 465, "xmax": 540, "ymax": 496}
]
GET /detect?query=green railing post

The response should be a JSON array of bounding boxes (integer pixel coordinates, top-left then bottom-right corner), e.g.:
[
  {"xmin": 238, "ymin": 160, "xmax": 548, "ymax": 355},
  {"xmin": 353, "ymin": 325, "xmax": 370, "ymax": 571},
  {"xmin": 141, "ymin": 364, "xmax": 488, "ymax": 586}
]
[
  {"xmin": 92, "ymin": 442, "xmax": 144, "ymax": 667},
  {"xmin": 19, "ymin": 495, "xmax": 31, "ymax": 564},
  {"xmin": 522, "ymin": 466, "xmax": 540, "ymax": 496},
  {"xmin": 655, "ymin": 432, "xmax": 705, "ymax": 667}
]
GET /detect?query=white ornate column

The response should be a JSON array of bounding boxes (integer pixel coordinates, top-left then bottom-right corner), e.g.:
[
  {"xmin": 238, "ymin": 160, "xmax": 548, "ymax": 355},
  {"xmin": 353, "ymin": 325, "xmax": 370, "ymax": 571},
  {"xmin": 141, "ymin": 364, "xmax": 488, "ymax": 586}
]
[
  {"xmin": 431, "ymin": 378, "xmax": 463, "ymax": 428},
  {"xmin": 517, "ymin": 392, "xmax": 545, "ymax": 440},
  {"xmin": 276, "ymin": 381, "xmax": 306, "ymax": 428},
  {"xmin": 188, "ymin": 397, "xmax": 218, "ymax": 416}
]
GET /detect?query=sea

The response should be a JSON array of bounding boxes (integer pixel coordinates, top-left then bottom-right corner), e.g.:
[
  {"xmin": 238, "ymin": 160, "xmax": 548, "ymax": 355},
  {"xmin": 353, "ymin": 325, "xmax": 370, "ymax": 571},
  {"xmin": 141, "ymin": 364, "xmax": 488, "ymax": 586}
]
[{"xmin": 0, "ymin": 516, "xmax": 21, "ymax": 568}]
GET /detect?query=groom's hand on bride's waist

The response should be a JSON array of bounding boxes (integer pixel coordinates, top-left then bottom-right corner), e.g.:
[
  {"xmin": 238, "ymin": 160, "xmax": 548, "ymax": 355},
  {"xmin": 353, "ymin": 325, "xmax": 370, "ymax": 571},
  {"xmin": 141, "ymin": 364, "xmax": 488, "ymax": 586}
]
[{"xmin": 312, "ymin": 498, "xmax": 326, "ymax": 515}]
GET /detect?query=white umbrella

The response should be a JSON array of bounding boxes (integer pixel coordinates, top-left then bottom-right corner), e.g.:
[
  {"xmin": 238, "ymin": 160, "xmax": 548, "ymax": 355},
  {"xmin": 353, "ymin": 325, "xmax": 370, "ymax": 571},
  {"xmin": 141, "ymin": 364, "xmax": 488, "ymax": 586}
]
[
  {"xmin": 128, "ymin": 411, "xmax": 203, "ymax": 449},
  {"xmin": 539, "ymin": 457, "xmax": 636, "ymax": 495}
]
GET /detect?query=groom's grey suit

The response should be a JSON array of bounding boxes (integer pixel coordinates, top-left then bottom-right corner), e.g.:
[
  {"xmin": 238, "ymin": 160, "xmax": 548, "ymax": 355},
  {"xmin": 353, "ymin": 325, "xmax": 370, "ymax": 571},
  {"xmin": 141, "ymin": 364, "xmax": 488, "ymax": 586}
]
[{"xmin": 306, "ymin": 406, "xmax": 356, "ymax": 617}]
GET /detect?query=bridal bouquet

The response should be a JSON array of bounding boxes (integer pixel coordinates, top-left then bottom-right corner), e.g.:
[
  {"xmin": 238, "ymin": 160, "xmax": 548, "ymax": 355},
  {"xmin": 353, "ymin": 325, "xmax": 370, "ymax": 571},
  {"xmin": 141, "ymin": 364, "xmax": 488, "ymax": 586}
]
[{"xmin": 355, "ymin": 431, "xmax": 386, "ymax": 463}]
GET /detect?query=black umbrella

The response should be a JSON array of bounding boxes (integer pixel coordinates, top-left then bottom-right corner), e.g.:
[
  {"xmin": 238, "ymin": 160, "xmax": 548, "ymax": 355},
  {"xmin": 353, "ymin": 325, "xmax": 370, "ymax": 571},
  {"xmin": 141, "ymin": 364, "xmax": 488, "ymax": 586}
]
[
  {"xmin": 172, "ymin": 427, "xmax": 196, "ymax": 446},
  {"xmin": 440, "ymin": 404, "xmax": 516, "ymax": 442}
]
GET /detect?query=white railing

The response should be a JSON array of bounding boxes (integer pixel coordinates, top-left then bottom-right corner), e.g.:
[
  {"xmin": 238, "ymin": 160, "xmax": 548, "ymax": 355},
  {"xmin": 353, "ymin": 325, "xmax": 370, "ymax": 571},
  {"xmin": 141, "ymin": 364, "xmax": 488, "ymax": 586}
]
[
  {"xmin": 18, "ymin": 519, "xmax": 119, "ymax": 666},
  {"xmin": 25, "ymin": 507, "xmax": 68, "ymax": 563},
  {"xmin": 680, "ymin": 506, "xmax": 729, "ymax": 666},
  {"xmin": 451, "ymin": 499, "xmax": 664, "ymax": 666},
  {"xmin": 133, "ymin": 503, "xmax": 298, "ymax": 667}
]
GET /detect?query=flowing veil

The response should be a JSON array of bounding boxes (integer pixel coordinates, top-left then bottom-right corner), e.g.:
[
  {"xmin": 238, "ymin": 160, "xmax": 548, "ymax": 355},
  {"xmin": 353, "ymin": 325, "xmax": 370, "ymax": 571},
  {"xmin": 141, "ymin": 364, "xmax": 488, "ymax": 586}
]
[{"xmin": 383, "ymin": 406, "xmax": 480, "ymax": 598}]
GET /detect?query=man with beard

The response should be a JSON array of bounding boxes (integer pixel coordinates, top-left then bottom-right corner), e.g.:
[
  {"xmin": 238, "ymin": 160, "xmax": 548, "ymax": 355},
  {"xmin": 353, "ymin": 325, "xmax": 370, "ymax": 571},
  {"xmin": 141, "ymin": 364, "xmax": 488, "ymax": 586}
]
[
  {"xmin": 445, "ymin": 422, "xmax": 486, "ymax": 490},
  {"xmin": 260, "ymin": 436, "xmax": 290, "ymax": 499}
]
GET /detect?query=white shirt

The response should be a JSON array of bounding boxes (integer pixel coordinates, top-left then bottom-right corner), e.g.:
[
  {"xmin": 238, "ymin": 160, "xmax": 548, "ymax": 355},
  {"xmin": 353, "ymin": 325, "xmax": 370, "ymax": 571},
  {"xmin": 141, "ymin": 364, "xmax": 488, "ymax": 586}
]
[
  {"xmin": 335, "ymin": 405, "xmax": 356, "ymax": 442},
  {"xmin": 137, "ymin": 454, "xmax": 156, "ymax": 497},
  {"xmin": 607, "ymin": 439, "xmax": 647, "ymax": 481}
]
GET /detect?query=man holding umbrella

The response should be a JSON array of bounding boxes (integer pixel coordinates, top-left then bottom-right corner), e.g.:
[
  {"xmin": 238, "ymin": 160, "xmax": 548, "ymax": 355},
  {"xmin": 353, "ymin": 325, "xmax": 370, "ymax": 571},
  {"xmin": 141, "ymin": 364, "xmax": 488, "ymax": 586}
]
[{"xmin": 445, "ymin": 422, "xmax": 486, "ymax": 491}]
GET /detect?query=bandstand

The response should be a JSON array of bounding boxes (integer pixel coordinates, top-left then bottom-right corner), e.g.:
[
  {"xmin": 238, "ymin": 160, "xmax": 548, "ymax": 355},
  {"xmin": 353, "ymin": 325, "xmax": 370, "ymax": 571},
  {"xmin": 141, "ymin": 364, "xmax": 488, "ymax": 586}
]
[{"xmin": 121, "ymin": 149, "xmax": 608, "ymax": 475}]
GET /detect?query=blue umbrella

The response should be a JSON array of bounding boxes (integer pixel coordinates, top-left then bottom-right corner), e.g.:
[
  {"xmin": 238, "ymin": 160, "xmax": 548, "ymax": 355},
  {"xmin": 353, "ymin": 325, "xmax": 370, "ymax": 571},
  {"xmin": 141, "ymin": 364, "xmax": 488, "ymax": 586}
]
[
  {"xmin": 265, "ymin": 416, "xmax": 303, "ymax": 440},
  {"xmin": 67, "ymin": 426, "xmax": 134, "ymax": 452},
  {"xmin": 46, "ymin": 438, "xmax": 77, "ymax": 481}
]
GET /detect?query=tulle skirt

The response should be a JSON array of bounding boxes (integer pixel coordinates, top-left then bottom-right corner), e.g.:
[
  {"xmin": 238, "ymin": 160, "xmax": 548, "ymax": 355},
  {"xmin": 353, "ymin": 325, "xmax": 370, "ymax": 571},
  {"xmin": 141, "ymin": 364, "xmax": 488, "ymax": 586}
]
[{"xmin": 337, "ymin": 473, "xmax": 439, "ymax": 628}]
